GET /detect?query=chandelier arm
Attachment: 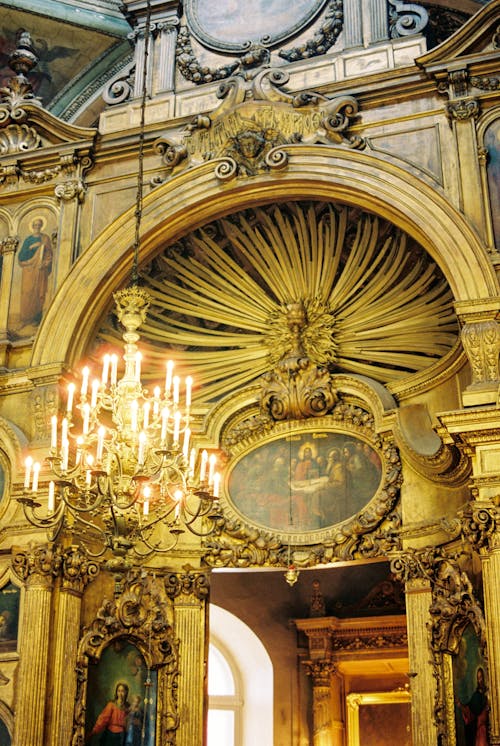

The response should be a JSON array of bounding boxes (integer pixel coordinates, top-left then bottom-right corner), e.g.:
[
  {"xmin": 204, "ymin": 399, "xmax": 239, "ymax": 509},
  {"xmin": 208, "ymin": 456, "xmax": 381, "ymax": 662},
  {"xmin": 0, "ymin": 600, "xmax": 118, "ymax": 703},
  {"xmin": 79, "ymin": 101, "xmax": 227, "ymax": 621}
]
[{"xmin": 19, "ymin": 498, "xmax": 64, "ymax": 530}]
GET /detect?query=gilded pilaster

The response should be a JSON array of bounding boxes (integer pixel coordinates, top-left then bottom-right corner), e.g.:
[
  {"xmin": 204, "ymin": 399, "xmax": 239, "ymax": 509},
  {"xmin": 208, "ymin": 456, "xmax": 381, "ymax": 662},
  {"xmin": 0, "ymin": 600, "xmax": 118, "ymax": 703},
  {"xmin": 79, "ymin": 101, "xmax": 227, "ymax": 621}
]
[
  {"xmin": 11, "ymin": 544, "xmax": 60, "ymax": 746},
  {"xmin": 0, "ymin": 236, "xmax": 18, "ymax": 365},
  {"xmin": 390, "ymin": 556, "xmax": 439, "ymax": 746},
  {"xmin": 47, "ymin": 547, "xmax": 99, "ymax": 746},
  {"xmin": 165, "ymin": 569, "xmax": 210, "ymax": 746}
]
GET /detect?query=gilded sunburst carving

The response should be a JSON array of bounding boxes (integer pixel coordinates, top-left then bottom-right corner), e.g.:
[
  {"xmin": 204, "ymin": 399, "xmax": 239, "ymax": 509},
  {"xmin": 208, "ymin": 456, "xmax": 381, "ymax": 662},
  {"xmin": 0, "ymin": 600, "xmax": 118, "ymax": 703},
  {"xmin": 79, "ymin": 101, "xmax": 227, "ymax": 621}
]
[{"xmin": 97, "ymin": 200, "xmax": 458, "ymax": 405}]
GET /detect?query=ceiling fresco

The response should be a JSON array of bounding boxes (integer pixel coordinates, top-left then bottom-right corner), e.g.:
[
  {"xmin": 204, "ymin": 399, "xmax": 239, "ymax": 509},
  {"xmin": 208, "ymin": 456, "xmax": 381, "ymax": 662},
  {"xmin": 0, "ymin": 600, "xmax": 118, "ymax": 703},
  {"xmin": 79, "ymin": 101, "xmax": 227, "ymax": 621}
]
[
  {"xmin": 0, "ymin": 3, "xmax": 129, "ymax": 113},
  {"xmin": 95, "ymin": 200, "xmax": 459, "ymax": 406}
]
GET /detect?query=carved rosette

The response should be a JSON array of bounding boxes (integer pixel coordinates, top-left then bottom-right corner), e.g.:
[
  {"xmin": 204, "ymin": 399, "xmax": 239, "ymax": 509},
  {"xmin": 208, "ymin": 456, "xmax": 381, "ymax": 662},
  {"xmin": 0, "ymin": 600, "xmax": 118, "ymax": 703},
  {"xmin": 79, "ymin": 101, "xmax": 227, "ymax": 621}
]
[{"xmin": 12, "ymin": 543, "xmax": 61, "ymax": 588}]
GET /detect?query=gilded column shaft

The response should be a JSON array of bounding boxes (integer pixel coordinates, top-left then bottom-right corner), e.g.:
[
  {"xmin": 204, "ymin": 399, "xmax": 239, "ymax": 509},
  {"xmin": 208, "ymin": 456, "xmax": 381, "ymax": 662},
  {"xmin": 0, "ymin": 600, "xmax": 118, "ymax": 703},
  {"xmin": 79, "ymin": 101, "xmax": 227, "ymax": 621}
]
[
  {"xmin": 305, "ymin": 661, "xmax": 336, "ymax": 746},
  {"xmin": 166, "ymin": 570, "xmax": 209, "ymax": 746},
  {"xmin": 480, "ymin": 549, "xmax": 500, "ymax": 742},
  {"xmin": 49, "ymin": 590, "xmax": 81, "ymax": 746},
  {"xmin": 404, "ymin": 580, "xmax": 438, "ymax": 746},
  {"xmin": 14, "ymin": 583, "xmax": 52, "ymax": 746},
  {"xmin": 174, "ymin": 602, "xmax": 206, "ymax": 746}
]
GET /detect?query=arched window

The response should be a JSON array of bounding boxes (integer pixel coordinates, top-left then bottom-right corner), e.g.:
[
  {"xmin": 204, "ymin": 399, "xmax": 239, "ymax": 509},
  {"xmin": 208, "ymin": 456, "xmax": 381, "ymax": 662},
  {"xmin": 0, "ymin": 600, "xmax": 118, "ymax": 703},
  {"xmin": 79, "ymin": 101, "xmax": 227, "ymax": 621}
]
[{"xmin": 208, "ymin": 604, "xmax": 273, "ymax": 746}]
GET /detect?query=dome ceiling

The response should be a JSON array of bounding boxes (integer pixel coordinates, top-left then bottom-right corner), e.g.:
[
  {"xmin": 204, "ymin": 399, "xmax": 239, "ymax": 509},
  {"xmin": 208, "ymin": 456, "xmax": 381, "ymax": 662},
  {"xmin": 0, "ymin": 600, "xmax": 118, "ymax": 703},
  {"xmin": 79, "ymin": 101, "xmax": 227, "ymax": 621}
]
[{"xmin": 97, "ymin": 200, "xmax": 459, "ymax": 406}]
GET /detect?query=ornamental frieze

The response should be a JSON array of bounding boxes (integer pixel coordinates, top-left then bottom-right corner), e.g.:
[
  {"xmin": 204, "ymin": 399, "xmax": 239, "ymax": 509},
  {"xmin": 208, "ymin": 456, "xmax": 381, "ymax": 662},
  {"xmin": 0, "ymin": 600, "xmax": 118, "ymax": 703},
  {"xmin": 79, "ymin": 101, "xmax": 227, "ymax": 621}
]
[{"xmin": 152, "ymin": 67, "xmax": 364, "ymax": 184}]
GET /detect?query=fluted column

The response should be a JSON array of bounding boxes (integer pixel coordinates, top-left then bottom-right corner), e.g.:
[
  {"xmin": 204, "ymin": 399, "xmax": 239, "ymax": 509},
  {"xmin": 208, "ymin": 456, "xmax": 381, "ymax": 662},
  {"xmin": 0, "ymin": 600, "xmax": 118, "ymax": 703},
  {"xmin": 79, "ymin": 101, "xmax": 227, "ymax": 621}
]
[
  {"xmin": 404, "ymin": 577, "xmax": 438, "ymax": 746},
  {"xmin": 11, "ymin": 544, "xmax": 59, "ymax": 746},
  {"xmin": 155, "ymin": 18, "xmax": 180, "ymax": 93},
  {"xmin": 166, "ymin": 569, "xmax": 209, "ymax": 746},
  {"xmin": 48, "ymin": 547, "xmax": 99, "ymax": 746}
]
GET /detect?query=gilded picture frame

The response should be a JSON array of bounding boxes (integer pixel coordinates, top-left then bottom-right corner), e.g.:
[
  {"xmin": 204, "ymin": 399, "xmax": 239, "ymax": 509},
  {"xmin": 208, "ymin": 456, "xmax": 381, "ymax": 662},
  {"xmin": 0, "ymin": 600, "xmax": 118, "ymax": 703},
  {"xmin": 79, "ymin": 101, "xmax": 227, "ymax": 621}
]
[
  {"xmin": 221, "ymin": 415, "xmax": 400, "ymax": 547},
  {"xmin": 346, "ymin": 691, "xmax": 412, "ymax": 746}
]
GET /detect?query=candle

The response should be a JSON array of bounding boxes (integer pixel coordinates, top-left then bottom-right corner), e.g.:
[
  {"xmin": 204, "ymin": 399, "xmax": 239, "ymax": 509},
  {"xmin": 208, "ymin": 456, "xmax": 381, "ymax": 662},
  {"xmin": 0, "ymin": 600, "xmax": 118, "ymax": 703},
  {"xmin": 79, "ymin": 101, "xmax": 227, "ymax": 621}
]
[
  {"xmin": 110, "ymin": 354, "xmax": 118, "ymax": 386},
  {"xmin": 24, "ymin": 456, "xmax": 33, "ymax": 489},
  {"xmin": 143, "ymin": 402, "xmax": 150, "ymax": 430},
  {"xmin": 213, "ymin": 472, "xmax": 221, "ymax": 498},
  {"xmin": 173, "ymin": 376, "xmax": 180, "ymax": 405},
  {"xmin": 161, "ymin": 407, "xmax": 169, "ymax": 444},
  {"xmin": 143, "ymin": 485, "xmax": 150, "ymax": 516},
  {"xmin": 85, "ymin": 455, "xmax": 93, "ymax": 486},
  {"xmin": 165, "ymin": 360, "xmax": 174, "ymax": 396},
  {"xmin": 138, "ymin": 431, "xmax": 147, "ymax": 465},
  {"xmin": 75, "ymin": 436, "xmax": 83, "ymax": 465},
  {"xmin": 200, "ymin": 450, "xmax": 208, "ymax": 482},
  {"xmin": 51, "ymin": 415, "xmax": 58, "ymax": 450},
  {"xmin": 81, "ymin": 366, "xmax": 89, "ymax": 397},
  {"xmin": 102, "ymin": 354, "xmax": 110, "ymax": 385},
  {"xmin": 185, "ymin": 376, "xmax": 193, "ymax": 408},
  {"xmin": 189, "ymin": 448, "xmax": 196, "ymax": 477},
  {"xmin": 96, "ymin": 426, "xmax": 105, "ymax": 462},
  {"xmin": 91, "ymin": 379, "xmax": 99, "ymax": 409},
  {"xmin": 82, "ymin": 403, "xmax": 90, "ymax": 435},
  {"xmin": 183, "ymin": 427, "xmax": 191, "ymax": 459},
  {"xmin": 47, "ymin": 481, "xmax": 55, "ymax": 514},
  {"xmin": 208, "ymin": 453, "xmax": 216, "ymax": 486},
  {"xmin": 61, "ymin": 440, "xmax": 69, "ymax": 471},
  {"xmin": 153, "ymin": 387, "xmax": 161, "ymax": 416},
  {"xmin": 67, "ymin": 382, "xmax": 75, "ymax": 413},
  {"xmin": 174, "ymin": 489, "xmax": 182, "ymax": 518},
  {"xmin": 32, "ymin": 462, "xmax": 40, "ymax": 492},
  {"xmin": 173, "ymin": 410, "xmax": 181, "ymax": 444},
  {"xmin": 61, "ymin": 417, "xmax": 68, "ymax": 448},
  {"xmin": 135, "ymin": 352, "xmax": 142, "ymax": 381}
]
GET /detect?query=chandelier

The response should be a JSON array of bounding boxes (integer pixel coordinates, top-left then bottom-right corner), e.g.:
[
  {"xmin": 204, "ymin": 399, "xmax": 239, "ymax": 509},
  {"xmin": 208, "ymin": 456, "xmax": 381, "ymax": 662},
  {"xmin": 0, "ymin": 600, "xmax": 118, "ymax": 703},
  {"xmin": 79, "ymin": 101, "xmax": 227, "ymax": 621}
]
[
  {"xmin": 19, "ymin": 285, "xmax": 222, "ymax": 565},
  {"xmin": 17, "ymin": 3, "xmax": 222, "ymax": 568}
]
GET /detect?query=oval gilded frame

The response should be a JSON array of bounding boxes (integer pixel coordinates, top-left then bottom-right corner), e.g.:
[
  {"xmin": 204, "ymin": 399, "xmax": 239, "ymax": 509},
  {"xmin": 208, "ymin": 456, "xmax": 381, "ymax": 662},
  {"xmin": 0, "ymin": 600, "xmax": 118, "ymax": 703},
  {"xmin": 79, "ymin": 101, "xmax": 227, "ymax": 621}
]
[{"xmin": 220, "ymin": 417, "xmax": 400, "ymax": 546}]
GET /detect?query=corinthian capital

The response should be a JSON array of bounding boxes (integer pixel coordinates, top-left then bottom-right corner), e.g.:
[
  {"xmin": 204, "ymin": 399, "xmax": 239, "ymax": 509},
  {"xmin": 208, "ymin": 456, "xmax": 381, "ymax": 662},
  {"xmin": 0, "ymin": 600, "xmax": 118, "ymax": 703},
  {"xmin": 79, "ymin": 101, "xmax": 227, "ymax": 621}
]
[{"xmin": 12, "ymin": 543, "xmax": 61, "ymax": 588}]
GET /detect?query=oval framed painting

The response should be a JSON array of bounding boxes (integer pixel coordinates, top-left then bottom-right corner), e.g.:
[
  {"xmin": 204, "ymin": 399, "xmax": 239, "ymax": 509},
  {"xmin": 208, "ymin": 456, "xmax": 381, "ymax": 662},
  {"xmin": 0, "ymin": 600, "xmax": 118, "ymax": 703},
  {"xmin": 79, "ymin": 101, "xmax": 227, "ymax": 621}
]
[
  {"xmin": 224, "ymin": 427, "xmax": 385, "ymax": 543},
  {"xmin": 184, "ymin": 0, "xmax": 329, "ymax": 53}
]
